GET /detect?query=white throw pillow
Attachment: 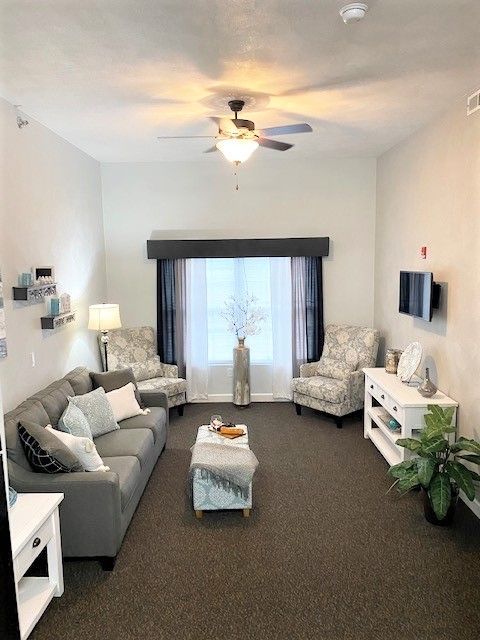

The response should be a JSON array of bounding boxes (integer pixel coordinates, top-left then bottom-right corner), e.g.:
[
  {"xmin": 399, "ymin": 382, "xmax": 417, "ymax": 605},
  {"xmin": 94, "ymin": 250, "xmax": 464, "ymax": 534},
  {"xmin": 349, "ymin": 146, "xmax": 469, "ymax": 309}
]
[
  {"xmin": 105, "ymin": 382, "xmax": 143, "ymax": 422},
  {"xmin": 46, "ymin": 426, "xmax": 110, "ymax": 472}
]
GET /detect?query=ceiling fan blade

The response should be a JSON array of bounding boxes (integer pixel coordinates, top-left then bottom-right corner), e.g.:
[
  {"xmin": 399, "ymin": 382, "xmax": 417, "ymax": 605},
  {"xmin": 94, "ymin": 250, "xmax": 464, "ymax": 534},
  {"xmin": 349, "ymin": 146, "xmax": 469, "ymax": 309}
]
[
  {"xmin": 204, "ymin": 146, "xmax": 218, "ymax": 153},
  {"xmin": 157, "ymin": 135, "xmax": 215, "ymax": 139},
  {"xmin": 257, "ymin": 123, "xmax": 312, "ymax": 137},
  {"xmin": 209, "ymin": 117, "xmax": 239, "ymax": 135},
  {"xmin": 258, "ymin": 138, "xmax": 293, "ymax": 151}
]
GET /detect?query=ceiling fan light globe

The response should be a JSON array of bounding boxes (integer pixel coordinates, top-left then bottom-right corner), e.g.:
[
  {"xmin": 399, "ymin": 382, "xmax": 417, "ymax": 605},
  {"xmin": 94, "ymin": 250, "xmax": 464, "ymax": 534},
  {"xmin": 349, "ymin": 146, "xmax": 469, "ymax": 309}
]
[{"xmin": 216, "ymin": 138, "xmax": 259, "ymax": 163}]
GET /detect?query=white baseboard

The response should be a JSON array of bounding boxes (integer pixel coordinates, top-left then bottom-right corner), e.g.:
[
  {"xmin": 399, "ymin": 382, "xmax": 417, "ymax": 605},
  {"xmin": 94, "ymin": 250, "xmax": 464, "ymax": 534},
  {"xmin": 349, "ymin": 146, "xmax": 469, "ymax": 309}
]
[
  {"xmin": 461, "ymin": 492, "xmax": 480, "ymax": 519},
  {"xmin": 190, "ymin": 394, "xmax": 291, "ymax": 403}
]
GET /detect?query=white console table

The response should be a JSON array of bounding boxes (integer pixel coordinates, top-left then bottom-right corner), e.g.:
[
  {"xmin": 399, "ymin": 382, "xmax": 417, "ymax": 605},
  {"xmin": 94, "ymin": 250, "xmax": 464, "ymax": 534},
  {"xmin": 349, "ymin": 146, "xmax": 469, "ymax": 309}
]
[
  {"xmin": 363, "ymin": 368, "xmax": 458, "ymax": 466},
  {"xmin": 9, "ymin": 493, "xmax": 64, "ymax": 639}
]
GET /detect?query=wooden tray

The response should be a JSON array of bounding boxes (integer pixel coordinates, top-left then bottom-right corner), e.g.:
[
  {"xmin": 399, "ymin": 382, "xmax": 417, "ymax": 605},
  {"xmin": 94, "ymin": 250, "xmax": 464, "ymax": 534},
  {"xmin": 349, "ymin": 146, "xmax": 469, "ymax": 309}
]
[{"xmin": 208, "ymin": 427, "xmax": 245, "ymax": 439}]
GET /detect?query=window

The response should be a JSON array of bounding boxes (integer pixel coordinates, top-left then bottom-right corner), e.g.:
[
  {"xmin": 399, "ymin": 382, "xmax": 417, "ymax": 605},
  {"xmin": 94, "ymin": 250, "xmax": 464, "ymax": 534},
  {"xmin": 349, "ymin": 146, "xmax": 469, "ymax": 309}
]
[{"xmin": 206, "ymin": 258, "xmax": 273, "ymax": 364}]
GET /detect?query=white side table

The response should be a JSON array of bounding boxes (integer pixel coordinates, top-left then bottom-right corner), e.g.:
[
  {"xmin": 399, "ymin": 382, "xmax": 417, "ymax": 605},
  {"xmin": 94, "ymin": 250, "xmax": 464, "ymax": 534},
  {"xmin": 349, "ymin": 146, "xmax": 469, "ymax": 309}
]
[{"xmin": 9, "ymin": 493, "xmax": 64, "ymax": 639}]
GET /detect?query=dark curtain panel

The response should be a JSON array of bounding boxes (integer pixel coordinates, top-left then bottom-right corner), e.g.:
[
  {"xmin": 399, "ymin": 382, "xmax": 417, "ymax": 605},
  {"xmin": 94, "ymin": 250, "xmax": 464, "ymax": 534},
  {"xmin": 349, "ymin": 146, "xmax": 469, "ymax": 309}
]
[
  {"xmin": 174, "ymin": 259, "xmax": 187, "ymax": 378},
  {"xmin": 305, "ymin": 256, "xmax": 324, "ymax": 362},
  {"xmin": 157, "ymin": 259, "xmax": 176, "ymax": 365}
]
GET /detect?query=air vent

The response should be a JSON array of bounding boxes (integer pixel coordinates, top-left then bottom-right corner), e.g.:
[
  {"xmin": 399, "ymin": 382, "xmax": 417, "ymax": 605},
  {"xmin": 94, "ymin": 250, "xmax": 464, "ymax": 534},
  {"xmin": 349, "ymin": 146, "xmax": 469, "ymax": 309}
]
[{"xmin": 467, "ymin": 89, "xmax": 480, "ymax": 116}]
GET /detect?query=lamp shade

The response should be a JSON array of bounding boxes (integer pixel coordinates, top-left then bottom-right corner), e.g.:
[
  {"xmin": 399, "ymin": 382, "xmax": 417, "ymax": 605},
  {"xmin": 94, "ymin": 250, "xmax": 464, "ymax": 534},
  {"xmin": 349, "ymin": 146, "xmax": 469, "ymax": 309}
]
[
  {"xmin": 88, "ymin": 304, "xmax": 121, "ymax": 331},
  {"xmin": 216, "ymin": 138, "xmax": 259, "ymax": 163}
]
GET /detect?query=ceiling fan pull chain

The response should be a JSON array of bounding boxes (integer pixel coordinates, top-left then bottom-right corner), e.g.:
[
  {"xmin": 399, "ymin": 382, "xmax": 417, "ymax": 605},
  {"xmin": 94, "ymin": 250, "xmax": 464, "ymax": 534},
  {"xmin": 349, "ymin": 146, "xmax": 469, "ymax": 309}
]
[{"xmin": 234, "ymin": 163, "xmax": 239, "ymax": 191}]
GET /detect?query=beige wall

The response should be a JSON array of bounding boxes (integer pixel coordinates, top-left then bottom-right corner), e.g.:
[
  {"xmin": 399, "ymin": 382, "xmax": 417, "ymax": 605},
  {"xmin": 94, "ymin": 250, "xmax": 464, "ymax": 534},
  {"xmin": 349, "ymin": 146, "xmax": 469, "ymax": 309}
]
[
  {"xmin": 0, "ymin": 98, "xmax": 107, "ymax": 411},
  {"xmin": 375, "ymin": 99, "xmax": 480, "ymax": 444},
  {"xmin": 101, "ymin": 157, "xmax": 377, "ymax": 331}
]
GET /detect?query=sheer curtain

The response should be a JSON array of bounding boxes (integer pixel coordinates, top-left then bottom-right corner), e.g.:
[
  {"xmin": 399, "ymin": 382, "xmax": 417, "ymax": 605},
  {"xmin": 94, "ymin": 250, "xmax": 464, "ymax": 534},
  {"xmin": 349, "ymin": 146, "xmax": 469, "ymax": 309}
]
[
  {"xmin": 270, "ymin": 257, "xmax": 293, "ymax": 400},
  {"xmin": 185, "ymin": 258, "xmax": 208, "ymax": 401}
]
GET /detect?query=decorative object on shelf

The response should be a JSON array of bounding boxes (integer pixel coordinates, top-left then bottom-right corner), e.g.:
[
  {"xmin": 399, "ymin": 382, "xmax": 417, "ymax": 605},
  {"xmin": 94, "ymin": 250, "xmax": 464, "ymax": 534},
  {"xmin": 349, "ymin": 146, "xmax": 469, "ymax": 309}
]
[
  {"xmin": 59, "ymin": 293, "xmax": 71, "ymax": 314},
  {"xmin": 384, "ymin": 348, "xmax": 402, "ymax": 374},
  {"xmin": 388, "ymin": 405, "xmax": 479, "ymax": 526},
  {"xmin": 387, "ymin": 418, "xmax": 401, "ymax": 432},
  {"xmin": 50, "ymin": 297, "xmax": 60, "ymax": 316},
  {"xmin": 41, "ymin": 311, "xmax": 76, "ymax": 330},
  {"xmin": 88, "ymin": 303, "xmax": 122, "ymax": 371},
  {"xmin": 396, "ymin": 341, "xmax": 423, "ymax": 383},
  {"xmin": 0, "ymin": 269, "xmax": 7, "ymax": 358},
  {"xmin": 34, "ymin": 266, "xmax": 55, "ymax": 283},
  {"xmin": 18, "ymin": 272, "xmax": 33, "ymax": 287},
  {"xmin": 221, "ymin": 294, "xmax": 266, "ymax": 407},
  {"xmin": 418, "ymin": 367, "xmax": 438, "ymax": 398}
]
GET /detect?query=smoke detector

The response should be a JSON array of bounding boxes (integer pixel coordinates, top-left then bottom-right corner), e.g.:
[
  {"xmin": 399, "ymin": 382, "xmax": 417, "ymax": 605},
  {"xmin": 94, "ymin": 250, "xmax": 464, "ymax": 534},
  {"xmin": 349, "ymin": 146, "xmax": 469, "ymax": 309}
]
[{"xmin": 340, "ymin": 3, "xmax": 368, "ymax": 24}]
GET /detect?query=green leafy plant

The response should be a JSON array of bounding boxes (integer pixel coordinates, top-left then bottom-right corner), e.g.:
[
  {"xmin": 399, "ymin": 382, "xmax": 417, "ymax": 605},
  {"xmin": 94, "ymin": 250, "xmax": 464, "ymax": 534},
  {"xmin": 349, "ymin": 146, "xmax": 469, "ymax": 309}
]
[{"xmin": 388, "ymin": 405, "xmax": 480, "ymax": 521}]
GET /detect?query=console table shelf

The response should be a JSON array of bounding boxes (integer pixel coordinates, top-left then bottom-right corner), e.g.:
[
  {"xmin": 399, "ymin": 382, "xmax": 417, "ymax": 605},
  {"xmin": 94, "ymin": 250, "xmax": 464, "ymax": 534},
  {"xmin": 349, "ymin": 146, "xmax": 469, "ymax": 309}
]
[{"xmin": 363, "ymin": 367, "xmax": 458, "ymax": 466}]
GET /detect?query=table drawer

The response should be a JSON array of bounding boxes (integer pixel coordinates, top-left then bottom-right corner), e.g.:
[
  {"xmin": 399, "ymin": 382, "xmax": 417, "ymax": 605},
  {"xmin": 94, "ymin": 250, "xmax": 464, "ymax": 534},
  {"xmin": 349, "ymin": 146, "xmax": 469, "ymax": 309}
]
[
  {"xmin": 383, "ymin": 394, "xmax": 404, "ymax": 425},
  {"xmin": 14, "ymin": 516, "xmax": 53, "ymax": 579}
]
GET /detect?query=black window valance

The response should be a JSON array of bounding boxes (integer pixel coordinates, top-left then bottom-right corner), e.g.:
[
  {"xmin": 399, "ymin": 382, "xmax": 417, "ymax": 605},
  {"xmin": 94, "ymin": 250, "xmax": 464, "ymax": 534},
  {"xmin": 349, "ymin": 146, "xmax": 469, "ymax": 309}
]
[{"xmin": 147, "ymin": 236, "xmax": 329, "ymax": 259}]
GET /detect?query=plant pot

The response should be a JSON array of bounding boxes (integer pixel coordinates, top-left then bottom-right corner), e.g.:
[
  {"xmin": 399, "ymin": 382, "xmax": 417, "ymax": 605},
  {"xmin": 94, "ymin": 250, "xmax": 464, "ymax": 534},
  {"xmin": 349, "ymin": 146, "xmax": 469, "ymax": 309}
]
[{"xmin": 422, "ymin": 489, "xmax": 458, "ymax": 526}]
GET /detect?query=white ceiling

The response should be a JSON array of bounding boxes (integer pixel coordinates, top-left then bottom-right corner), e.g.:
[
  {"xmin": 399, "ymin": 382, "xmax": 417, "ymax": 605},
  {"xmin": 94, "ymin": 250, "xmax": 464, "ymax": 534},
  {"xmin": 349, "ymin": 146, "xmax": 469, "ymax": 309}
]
[{"xmin": 1, "ymin": 0, "xmax": 479, "ymax": 162}]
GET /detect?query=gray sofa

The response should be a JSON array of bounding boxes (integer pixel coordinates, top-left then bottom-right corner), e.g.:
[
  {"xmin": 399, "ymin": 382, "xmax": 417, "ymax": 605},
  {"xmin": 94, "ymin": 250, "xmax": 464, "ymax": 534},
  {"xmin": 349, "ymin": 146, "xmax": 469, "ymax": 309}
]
[{"xmin": 4, "ymin": 367, "xmax": 168, "ymax": 570}]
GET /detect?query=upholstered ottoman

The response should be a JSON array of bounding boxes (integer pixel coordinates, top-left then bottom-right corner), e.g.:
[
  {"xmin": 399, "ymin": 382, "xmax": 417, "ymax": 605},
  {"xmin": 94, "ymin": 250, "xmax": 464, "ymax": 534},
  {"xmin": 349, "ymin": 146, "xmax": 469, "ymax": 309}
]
[{"xmin": 191, "ymin": 425, "xmax": 252, "ymax": 518}]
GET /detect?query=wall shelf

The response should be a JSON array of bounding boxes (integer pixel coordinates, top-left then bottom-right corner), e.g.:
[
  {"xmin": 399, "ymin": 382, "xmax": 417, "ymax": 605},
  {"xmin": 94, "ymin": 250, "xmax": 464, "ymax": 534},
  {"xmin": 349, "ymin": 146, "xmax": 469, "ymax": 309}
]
[
  {"xmin": 40, "ymin": 311, "xmax": 76, "ymax": 330},
  {"xmin": 13, "ymin": 283, "xmax": 57, "ymax": 303}
]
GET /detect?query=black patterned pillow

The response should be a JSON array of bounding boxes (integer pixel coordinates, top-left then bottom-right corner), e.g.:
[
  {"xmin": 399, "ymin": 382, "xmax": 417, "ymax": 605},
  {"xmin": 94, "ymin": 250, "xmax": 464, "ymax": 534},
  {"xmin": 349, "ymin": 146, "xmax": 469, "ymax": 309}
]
[{"xmin": 18, "ymin": 420, "xmax": 83, "ymax": 474}]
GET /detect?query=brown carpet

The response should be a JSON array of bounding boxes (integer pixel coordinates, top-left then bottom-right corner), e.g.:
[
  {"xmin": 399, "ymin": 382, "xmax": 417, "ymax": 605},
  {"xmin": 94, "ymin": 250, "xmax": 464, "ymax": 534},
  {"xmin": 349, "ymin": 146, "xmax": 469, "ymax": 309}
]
[{"xmin": 31, "ymin": 403, "xmax": 480, "ymax": 640}]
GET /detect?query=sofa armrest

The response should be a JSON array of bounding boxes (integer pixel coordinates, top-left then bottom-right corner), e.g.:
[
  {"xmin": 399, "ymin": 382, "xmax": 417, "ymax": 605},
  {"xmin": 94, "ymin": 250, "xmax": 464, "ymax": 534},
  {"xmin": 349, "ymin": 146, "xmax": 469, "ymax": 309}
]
[
  {"xmin": 161, "ymin": 363, "xmax": 178, "ymax": 377},
  {"xmin": 8, "ymin": 460, "xmax": 122, "ymax": 557},
  {"xmin": 140, "ymin": 390, "xmax": 169, "ymax": 412},
  {"xmin": 349, "ymin": 370, "xmax": 365, "ymax": 405},
  {"xmin": 299, "ymin": 361, "xmax": 319, "ymax": 378}
]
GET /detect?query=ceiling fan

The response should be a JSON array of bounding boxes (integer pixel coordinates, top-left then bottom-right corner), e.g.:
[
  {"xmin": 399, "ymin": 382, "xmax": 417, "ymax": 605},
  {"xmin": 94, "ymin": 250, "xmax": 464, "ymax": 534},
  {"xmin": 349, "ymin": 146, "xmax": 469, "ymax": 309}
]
[{"xmin": 157, "ymin": 99, "xmax": 313, "ymax": 164}]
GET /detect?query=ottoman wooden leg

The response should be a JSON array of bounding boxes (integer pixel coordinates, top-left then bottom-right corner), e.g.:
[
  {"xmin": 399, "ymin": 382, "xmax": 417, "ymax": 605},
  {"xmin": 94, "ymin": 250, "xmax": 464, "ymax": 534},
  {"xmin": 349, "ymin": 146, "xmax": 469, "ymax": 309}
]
[
  {"xmin": 195, "ymin": 510, "xmax": 203, "ymax": 519},
  {"xmin": 242, "ymin": 508, "xmax": 251, "ymax": 518}
]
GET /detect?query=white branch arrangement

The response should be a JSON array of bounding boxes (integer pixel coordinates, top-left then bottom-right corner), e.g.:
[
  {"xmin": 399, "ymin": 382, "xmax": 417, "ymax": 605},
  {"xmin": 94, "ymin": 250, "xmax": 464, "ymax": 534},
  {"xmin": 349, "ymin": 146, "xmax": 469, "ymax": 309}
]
[{"xmin": 221, "ymin": 294, "xmax": 266, "ymax": 340}]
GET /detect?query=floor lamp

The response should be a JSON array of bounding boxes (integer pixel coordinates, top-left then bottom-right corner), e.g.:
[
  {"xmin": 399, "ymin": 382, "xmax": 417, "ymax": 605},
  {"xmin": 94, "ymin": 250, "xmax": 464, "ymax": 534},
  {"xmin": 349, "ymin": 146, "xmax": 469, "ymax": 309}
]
[{"xmin": 88, "ymin": 303, "xmax": 122, "ymax": 372}]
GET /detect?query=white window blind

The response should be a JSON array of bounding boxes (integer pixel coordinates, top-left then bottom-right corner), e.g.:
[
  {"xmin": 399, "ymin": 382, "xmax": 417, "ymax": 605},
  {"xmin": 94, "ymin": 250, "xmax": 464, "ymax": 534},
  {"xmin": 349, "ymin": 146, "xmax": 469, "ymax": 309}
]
[{"xmin": 206, "ymin": 258, "xmax": 273, "ymax": 364}]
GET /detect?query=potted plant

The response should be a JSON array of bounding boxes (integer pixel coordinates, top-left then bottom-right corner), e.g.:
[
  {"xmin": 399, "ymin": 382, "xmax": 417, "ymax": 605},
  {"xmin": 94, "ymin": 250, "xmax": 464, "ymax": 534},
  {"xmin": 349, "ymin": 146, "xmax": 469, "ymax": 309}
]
[{"xmin": 388, "ymin": 405, "xmax": 480, "ymax": 525}]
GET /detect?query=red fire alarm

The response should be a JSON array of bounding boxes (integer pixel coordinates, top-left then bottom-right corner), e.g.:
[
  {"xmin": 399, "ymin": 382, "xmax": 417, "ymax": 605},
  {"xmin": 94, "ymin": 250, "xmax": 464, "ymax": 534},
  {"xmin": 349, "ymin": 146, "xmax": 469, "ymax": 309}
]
[{"xmin": 420, "ymin": 246, "xmax": 427, "ymax": 259}]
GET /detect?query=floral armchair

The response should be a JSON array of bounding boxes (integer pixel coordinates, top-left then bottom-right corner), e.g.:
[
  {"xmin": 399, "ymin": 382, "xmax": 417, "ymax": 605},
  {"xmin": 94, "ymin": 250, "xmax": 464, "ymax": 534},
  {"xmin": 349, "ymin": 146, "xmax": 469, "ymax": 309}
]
[
  {"xmin": 291, "ymin": 324, "xmax": 380, "ymax": 428},
  {"xmin": 99, "ymin": 326, "xmax": 187, "ymax": 414}
]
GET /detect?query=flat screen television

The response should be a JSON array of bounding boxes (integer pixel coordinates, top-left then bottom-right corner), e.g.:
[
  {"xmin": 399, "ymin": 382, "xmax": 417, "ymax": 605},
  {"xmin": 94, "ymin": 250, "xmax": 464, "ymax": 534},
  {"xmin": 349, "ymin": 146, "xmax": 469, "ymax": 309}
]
[{"xmin": 399, "ymin": 271, "xmax": 434, "ymax": 321}]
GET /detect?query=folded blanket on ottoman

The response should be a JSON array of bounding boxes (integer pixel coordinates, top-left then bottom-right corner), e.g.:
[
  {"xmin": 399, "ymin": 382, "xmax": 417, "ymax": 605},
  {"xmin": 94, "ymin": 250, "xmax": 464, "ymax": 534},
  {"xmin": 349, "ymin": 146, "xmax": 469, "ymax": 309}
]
[{"xmin": 189, "ymin": 442, "xmax": 259, "ymax": 500}]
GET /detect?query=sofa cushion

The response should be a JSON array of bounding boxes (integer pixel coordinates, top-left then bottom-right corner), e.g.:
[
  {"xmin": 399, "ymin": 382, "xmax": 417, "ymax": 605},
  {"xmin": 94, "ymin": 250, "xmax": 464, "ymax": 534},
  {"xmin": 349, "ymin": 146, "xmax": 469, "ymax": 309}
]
[
  {"xmin": 64, "ymin": 367, "xmax": 93, "ymax": 396},
  {"xmin": 31, "ymin": 379, "xmax": 75, "ymax": 426},
  {"xmin": 292, "ymin": 376, "xmax": 347, "ymax": 404},
  {"xmin": 137, "ymin": 377, "xmax": 187, "ymax": 397},
  {"xmin": 18, "ymin": 421, "xmax": 83, "ymax": 473},
  {"xmin": 5, "ymin": 400, "xmax": 52, "ymax": 470},
  {"xmin": 94, "ymin": 428, "xmax": 154, "ymax": 469},
  {"xmin": 119, "ymin": 407, "xmax": 167, "ymax": 444},
  {"xmin": 101, "ymin": 456, "xmax": 141, "ymax": 510},
  {"xmin": 57, "ymin": 402, "xmax": 93, "ymax": 440},
  {"xmin": 69, "ymin": 387, "xmax": 119, "ymax": 438},
  {"xmin": 91, "ymin": 368, "xmax": 143, "ymax": 407}
]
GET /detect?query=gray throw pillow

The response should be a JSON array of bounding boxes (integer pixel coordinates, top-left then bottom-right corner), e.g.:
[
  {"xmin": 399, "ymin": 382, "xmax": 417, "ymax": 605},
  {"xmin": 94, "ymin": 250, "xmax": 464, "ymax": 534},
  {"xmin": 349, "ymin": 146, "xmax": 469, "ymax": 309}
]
[
  {"xmin": 18, "ymin": 420, "xmax": 83, "ymax": 473},
  {"xmin": 90, "ymin": 368, "xmax": 144, "ymax": 408},
  {"xmin": 68, "ymin": 387, "xmax": 119, "ymax": 438},
  {"xmin": 57, "ymin": 402, "xmax": 93, "ymax": 439}
]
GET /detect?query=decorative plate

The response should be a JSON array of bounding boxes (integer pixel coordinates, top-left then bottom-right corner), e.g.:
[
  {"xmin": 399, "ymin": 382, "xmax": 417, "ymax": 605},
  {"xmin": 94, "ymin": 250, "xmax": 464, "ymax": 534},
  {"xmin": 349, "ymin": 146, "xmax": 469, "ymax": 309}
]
[{"xmin": 396, "ymin": 342, "xmax": 423, "ymax": 382}]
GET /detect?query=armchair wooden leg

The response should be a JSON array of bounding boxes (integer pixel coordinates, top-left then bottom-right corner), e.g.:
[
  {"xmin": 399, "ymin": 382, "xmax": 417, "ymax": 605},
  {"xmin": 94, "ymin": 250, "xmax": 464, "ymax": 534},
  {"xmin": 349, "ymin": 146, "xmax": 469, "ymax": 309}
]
[
  {"xmin": 334, "ymin": 416, "xmax": 343, "ymax": 429},
  {"xmin": 295, "ymin": 403, "xmax": 302, "ymax": 416},
  {"xmin": 177, "ymin": 404, "xmax": 185, "ymax": 417}
]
